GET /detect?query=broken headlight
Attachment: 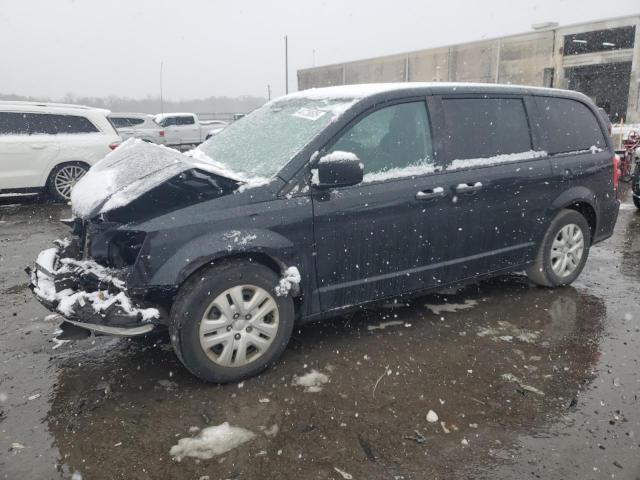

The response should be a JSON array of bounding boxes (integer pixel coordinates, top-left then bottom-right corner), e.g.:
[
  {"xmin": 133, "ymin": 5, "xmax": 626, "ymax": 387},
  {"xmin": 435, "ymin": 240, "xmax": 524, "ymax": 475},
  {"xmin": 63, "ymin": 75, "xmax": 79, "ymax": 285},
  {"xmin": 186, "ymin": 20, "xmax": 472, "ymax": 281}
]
[{"xmin": 90, "ymin": 230, "xmax": 146, "ymax": 268}]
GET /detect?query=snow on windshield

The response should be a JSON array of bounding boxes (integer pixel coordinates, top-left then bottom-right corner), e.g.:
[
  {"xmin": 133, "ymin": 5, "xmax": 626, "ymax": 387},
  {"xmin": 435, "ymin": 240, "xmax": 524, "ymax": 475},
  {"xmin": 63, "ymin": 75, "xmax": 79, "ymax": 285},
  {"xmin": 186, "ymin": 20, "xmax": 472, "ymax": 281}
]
[{"xmin": 197, "ymin": 96, "xmax": 358, "ymax": 178}]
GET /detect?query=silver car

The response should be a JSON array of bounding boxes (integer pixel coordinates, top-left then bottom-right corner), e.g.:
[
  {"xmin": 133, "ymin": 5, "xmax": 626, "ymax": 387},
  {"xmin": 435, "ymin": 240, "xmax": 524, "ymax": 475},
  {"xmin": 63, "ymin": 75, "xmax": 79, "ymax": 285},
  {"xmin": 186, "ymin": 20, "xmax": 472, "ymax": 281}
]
[{"xmin": 109, "ymin": 113, "xmax": 166, "ymax": 144}]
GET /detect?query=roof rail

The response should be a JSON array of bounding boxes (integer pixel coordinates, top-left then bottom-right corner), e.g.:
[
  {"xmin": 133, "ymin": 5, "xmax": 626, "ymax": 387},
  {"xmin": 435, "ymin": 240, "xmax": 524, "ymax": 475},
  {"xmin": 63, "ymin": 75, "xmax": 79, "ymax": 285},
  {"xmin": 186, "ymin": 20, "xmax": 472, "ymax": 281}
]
[{"xmin": 0, "ymin": 100, "xmax": 97, "ymax": 110}]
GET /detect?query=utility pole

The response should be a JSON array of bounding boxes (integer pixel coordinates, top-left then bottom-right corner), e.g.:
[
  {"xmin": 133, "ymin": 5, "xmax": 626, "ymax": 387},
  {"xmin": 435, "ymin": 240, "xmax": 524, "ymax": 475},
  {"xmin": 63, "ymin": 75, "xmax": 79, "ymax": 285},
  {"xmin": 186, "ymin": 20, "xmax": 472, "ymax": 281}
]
[
  {"xmin": 267, "ymin": 84, "xmax": 271, "ymax": 101},
  {"xmin": 285, "ymin": 35, "xmax": 289, "ymax": 94},
  {"xmin": 160, "ymin": 61, "xmax": 164, "ymax": 114}
]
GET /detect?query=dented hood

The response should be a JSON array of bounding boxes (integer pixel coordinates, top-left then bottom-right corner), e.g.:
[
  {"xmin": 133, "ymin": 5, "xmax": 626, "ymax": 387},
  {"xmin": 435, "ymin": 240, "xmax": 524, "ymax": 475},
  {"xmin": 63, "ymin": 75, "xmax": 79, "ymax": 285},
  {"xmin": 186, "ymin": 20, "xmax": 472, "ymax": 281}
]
[{"xmin": 71, "ymin": 139, "xmax": 267, "ymax": 219}]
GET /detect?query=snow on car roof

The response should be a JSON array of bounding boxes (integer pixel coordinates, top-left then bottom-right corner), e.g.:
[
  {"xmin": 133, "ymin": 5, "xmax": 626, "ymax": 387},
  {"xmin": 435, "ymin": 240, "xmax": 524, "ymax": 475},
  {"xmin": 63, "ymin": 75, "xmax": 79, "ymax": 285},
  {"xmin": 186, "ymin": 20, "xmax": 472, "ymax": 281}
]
[
  {"xmin": 282, "ymin": 82, "xmax": 573, "ymax": 102},
  {"xmin": 154, "ymin": 112, "xmax": 195, "ymax": 122}
]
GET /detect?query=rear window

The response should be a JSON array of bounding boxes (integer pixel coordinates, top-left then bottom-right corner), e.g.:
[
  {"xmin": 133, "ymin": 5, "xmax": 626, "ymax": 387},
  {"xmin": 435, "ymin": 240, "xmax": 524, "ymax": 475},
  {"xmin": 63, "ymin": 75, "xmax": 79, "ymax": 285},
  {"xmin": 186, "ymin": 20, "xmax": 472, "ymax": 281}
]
[
  {"xmin": 440, "ymin": 97, "xmax": 532, "ymax": 160},
  {"xmin": 536, "ymin": 97, "xmax": 606, "ymax": 154},
  {"xmin": 49, "ymin": 114, "xmax": 99, "ymax": 134}
]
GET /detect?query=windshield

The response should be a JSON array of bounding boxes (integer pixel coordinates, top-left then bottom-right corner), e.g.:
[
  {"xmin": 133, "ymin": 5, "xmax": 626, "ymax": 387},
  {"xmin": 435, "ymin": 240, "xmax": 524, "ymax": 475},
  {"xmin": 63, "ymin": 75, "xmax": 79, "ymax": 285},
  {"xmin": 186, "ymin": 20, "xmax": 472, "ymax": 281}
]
[{"xmin": 197, "ymin": 96, "xmax": 357, "ymax": 177}]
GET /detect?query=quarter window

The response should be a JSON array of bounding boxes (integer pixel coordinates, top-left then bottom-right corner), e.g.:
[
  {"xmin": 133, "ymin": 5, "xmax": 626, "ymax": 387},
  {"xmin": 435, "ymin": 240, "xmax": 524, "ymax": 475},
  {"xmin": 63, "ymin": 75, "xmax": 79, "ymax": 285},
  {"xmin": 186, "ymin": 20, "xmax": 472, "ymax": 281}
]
[
  {"xmin": 536, "ymin": 97, "xmax": 606, "ymax": 154},
  {"xmin": 440, "ymin": 98, "xmax": 532, "ymax": 161},
  {"xmin": 329, "ymin": 102, "xmax": 433, "ymax": 176},
  {"xmin": 49, "ymin": 114, "xmax": 99, "ymax": 134}
]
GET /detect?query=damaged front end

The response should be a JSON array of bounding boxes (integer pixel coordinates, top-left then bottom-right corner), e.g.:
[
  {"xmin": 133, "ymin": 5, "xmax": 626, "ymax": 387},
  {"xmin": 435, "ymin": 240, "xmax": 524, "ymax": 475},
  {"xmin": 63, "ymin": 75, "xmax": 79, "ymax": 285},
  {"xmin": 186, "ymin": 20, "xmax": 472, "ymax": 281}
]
[{"xmin": 27, "ymin": 236, "xmax": 162, "ymax": 337}]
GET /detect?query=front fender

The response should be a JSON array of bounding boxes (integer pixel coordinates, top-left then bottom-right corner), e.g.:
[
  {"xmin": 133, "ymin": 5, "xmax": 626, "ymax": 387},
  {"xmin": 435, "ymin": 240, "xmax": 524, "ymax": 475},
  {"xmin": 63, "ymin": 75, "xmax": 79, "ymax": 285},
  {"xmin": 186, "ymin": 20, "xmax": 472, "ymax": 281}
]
[{"xmin": 132, "ymin": 228, "xmax": 296, "ymax": 287}]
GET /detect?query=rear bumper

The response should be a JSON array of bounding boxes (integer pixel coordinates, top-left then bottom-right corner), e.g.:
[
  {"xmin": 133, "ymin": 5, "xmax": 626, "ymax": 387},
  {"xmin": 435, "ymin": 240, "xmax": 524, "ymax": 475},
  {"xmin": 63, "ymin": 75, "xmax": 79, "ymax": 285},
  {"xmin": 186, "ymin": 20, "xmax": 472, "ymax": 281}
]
[{"xmin": 27, "ymin": 241, "xmax": 161, "ymax": 337}]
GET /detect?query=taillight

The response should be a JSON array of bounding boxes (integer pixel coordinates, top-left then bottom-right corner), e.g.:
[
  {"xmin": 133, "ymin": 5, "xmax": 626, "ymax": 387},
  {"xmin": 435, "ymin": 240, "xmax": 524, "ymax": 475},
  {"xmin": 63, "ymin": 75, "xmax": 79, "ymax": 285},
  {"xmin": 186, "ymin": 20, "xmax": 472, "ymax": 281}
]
[
  {"xmin": 109, "ymin": 142, "xmax": 120, "ymax": 150},
  {"xmin": 613, "ymin": 154, "xmax": 621, "ymax": 192},
  {"xmin": 159, "ymin": 130, "xmax": 165, "ymax": 137}
]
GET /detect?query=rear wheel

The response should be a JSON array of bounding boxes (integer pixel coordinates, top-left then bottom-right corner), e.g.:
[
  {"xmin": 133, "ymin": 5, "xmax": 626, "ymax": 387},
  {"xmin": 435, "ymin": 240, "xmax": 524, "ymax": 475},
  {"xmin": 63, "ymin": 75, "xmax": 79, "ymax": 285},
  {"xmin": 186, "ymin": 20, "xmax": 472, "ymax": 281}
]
[
  {"xmin": 170, "ymin": 260, "xmax": 295, "ymax": 383},
  {"xmin": 527, "ymin": 209, "xmax": 591, "ymax": 287},
  {"xmin": 47, "ymin": 162, "xmax": 89, "ymax": 202}
]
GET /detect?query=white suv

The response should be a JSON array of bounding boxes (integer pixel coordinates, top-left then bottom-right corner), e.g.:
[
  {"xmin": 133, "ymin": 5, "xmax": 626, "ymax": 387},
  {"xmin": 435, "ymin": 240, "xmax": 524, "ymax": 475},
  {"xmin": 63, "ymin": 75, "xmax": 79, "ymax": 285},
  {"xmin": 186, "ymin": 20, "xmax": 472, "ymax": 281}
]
[{"xmin": 0, "ymin": 102, "xmax": 121, "ymax": 201}]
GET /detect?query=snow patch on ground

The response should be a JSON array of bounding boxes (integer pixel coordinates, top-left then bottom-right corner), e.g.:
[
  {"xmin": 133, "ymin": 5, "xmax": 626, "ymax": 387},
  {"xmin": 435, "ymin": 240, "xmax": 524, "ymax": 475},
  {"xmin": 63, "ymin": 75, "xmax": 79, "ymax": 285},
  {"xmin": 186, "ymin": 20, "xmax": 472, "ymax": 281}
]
[
  {"xmin": 169, "ymin": 422, "xmax": 256, "ymax": 461},
  {"xmin": 425, "ymin": 299, "xmax": 477, "ymax": 315},
  {"xmin": 367, "ymin": 320, "xmax": 404, "ymax": 331},
  {"xmin": 293, "ymin": 369, "xmax": 330, "ymax": 392},
  {"xmin": 477, "ymin": 321, "xmax": 540, "ymax": 344},
  {"xmin": 275, "ymin": 266, "xmax": 301, "ymax": 296}
]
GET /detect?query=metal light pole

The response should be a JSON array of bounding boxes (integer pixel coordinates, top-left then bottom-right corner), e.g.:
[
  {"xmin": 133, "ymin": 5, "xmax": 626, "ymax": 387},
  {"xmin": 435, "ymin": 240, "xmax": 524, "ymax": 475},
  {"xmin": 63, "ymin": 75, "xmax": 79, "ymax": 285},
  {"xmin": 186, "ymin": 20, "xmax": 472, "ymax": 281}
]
[
  {"xmin": 267, "ymin": 84, "xmax": 272, "ymax": 101},
  {"xmin": 285, "ymin": 35, "xmax": 289, "ymax": 95},
  {"xmin": 160, "ymin": 61, "xmax": 164, "ymax": 114}
]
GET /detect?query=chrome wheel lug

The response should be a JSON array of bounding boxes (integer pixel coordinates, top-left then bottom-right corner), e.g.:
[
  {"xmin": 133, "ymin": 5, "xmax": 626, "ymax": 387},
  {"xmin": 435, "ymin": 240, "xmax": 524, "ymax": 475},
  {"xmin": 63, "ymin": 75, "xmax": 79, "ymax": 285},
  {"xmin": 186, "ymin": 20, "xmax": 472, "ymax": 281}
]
[
  {"xmin": 246, "ymin": 326, "xmax": 253, "ymax": 333},
  {"xmin": 226, "ymin": 325, "xmax": 232, "ymax": 331},
  {"xmin": 233, "ymin": 313, "xmax": 240, "ymax": 319},
  {"xmin": 245, "ymin": 314, "xmax": 252, "ymax": 320},
  {"xmin": 234, "ymin": 333, "xmax": 241, "ymax": 340}
]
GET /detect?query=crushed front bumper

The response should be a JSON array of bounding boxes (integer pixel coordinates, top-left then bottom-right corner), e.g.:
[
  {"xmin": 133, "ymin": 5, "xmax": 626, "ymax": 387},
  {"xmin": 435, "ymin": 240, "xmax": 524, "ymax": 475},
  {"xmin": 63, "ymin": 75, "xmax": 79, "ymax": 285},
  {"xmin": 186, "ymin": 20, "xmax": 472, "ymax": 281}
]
[{"xmin": 27, "ymin": 240, "xmax": 161, "ymax": 337}]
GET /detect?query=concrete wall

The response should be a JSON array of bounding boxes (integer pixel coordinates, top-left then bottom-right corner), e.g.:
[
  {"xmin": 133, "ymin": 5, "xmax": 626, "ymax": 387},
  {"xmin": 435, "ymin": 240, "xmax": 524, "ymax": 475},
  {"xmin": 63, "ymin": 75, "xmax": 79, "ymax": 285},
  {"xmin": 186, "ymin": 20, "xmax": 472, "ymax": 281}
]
[{"xmin": 297, "ymin": 15, "xmax": 640, "ymax": 122}]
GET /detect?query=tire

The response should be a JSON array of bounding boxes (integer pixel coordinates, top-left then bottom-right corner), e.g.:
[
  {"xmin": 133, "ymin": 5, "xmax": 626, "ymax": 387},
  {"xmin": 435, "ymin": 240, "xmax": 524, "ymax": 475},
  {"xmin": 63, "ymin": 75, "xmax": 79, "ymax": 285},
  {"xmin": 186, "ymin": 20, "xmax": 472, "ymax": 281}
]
[
  {"xmin": 47, "ymin": 162, "xmax": 89, "ymax": 202},
  {"xmin": 170, "ymin": 260, "xmax": 295, "ymax": 383},
  {"xmin": 526, "ymin": 209, "xmax": 591, "ymax": 288},
  {"xmin": 633, "ymin": 195, "xmax": 640, "ymax": 210}
]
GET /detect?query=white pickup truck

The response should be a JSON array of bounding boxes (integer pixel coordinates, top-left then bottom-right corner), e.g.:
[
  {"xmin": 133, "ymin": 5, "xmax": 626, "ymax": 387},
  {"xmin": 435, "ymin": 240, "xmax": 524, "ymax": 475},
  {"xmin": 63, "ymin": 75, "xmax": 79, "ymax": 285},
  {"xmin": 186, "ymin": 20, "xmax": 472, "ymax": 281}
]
[{"xmin": 153, "ymin": 113, "xmax": 227, "ymax": 148}]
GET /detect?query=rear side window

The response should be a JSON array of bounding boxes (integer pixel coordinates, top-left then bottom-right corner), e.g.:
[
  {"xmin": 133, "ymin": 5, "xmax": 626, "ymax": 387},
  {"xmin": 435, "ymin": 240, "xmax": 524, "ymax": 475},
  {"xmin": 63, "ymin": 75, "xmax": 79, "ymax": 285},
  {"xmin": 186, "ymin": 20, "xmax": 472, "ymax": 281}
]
[
  {"xmin": 177, "ymin": 116, "xmax": 195, "ymax": 125},
  {"xmin": 110, "ymin": 117, "xmax": 131, "ymax": 128},
  {"xmin": 49, "ymin": 114, "xmax": 99, "ymax": 134},
  {"xmin": 440, "ymin": 98, "xmax": 532, "ymax": 160},
  {"xmin": 160, "ymin": 117, "xmax": 175, "ymax": 127},
  {"xmin": 536, "ymin": 97, "xmax": 606, "ymax": 154},
  {"xmin": 129, "ymin": 117, "xmax": 145, "ymax": 126},
  {"xmin": 25, "ymin": 113, "xmax": 57, "ymax": 134},
  {"xmin": 0, "ymin": 112, "xmax": 29, "ymax": 134}
]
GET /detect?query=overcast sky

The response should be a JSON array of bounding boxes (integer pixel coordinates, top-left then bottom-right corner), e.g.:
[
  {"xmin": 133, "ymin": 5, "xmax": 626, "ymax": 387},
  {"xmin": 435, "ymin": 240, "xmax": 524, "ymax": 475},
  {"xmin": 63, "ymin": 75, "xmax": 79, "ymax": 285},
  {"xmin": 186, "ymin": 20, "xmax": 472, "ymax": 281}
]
[{"xmin": 1, "ymin": 0, "xmax": 638, "ymax": 100}]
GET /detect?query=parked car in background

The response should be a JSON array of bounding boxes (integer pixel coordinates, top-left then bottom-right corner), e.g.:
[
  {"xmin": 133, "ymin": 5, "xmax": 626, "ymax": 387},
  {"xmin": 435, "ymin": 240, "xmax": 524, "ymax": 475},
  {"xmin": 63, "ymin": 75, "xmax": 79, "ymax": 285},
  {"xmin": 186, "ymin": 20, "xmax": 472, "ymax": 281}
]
[
  {"xmin": 154, "ymin": 113, "xmax": 222, "ymax": 148},
  {"xmin": 109, "ymin": 113, "xmax": 166, "ymax": 145},
  {"xmin": 205, "ymin": 120, "xmax": 228, "ymax": 140},
  {"xmin": 29, "ymin": 83, "xmax": 619, "ymax": 383},
  {"xmin": 0, "ymin": 101, "xmax": 120, "ymax": 201}
]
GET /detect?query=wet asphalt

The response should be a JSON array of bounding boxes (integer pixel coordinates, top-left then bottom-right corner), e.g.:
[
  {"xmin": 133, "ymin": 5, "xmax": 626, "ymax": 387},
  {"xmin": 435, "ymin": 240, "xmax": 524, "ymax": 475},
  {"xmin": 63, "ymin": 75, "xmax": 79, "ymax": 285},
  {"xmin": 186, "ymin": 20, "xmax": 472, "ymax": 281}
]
[{"xmin": 0, "ymin": 192, "xmax": 639, "ymax": 480}]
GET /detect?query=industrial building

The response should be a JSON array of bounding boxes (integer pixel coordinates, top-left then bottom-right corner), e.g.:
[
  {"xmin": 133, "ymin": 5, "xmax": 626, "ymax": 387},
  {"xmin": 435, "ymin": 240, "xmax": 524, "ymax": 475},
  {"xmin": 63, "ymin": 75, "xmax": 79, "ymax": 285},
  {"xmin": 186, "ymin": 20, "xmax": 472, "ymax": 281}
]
[{"xmin": 298, "ymin": 14, "xmax": 640, "ymax": 123}]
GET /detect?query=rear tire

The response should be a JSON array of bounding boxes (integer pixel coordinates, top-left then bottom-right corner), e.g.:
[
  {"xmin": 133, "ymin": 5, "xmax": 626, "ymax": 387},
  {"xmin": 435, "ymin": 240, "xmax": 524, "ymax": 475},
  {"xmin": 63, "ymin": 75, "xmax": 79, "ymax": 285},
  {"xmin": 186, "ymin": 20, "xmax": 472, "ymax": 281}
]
[
  {"xmin": 526, "ymin": 209, "xmax": 591, "ymax": 288},
  {"xmin": 170, "ymin": 260, "xmax": 295, "ymax": 383},
  {"xmin": 47, "ymin": 162, "xmax": 89, "ymax": 202}
]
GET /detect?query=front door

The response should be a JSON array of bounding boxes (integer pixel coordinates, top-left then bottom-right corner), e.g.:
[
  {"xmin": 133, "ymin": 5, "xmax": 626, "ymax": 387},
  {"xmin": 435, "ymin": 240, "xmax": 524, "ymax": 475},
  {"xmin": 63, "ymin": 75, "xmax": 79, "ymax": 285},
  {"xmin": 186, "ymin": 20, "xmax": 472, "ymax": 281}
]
[
  {"xmin": 0, "ymin": 112, "xmax": 59, "ymax": 190},
  {"xmin": 311, "ymin": 100, "xmax": 456, "ymax": 312}
]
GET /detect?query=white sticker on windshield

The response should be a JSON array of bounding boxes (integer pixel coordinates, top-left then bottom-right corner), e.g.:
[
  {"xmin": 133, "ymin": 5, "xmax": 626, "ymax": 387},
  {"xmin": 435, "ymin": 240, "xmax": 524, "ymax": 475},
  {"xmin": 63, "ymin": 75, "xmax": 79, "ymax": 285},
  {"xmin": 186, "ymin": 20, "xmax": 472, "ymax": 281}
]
[{"xmin": 292, "ymin": 108, "xmax": 327, "ymax": 121}]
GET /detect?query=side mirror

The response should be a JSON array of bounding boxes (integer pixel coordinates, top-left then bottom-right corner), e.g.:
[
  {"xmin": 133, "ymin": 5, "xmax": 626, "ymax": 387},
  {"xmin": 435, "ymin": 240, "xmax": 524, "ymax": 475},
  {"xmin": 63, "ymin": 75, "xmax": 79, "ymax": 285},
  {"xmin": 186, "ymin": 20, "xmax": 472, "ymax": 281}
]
[{"xmin": 313, "ymin": 151, "xmax": 364, "ymax": 188}]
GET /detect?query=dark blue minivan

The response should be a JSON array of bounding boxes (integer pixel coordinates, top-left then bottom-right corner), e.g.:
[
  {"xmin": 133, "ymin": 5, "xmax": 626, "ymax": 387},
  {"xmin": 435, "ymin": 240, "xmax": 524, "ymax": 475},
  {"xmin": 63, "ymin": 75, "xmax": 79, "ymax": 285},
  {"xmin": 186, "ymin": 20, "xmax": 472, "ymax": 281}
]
[{"xmin": 29, "ymin": 83, "xmax": 620, "ymax": 382}]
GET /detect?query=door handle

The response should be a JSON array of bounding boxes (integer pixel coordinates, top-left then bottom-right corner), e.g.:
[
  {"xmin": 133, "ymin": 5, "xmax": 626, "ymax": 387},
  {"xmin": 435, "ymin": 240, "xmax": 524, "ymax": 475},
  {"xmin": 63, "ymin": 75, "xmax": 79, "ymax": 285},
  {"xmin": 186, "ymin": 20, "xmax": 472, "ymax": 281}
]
[
  {"xmin": 455, "ymin": 182, "xmax": 483, "ymax": 194},
  {"xmin": 31, "ymin": 144, "xmax": 46, "ymax": 150},
  {"xmin": 416, "ymin": 187, "xmax": 446, "ymax": 200}
]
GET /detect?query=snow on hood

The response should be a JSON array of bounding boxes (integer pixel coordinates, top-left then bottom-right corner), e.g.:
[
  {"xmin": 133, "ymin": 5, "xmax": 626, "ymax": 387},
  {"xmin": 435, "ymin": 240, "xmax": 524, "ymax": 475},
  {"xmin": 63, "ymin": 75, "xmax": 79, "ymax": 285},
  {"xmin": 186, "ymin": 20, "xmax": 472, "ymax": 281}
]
[{"xmin": 70, "ymin": 139, "xmax": 269, "ymax": 218}]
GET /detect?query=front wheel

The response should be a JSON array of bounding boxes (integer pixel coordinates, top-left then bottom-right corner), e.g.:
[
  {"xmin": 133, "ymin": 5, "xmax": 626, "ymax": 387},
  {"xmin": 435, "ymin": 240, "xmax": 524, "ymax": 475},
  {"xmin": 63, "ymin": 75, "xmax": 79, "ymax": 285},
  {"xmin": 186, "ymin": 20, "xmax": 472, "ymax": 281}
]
[
  {"xmin": 170, "ymin": 260, "xmax": 295, "ymax": 383},
  {"xmin": 527, "ymin": 209, "xmax": 591, "ymax": 288}
]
